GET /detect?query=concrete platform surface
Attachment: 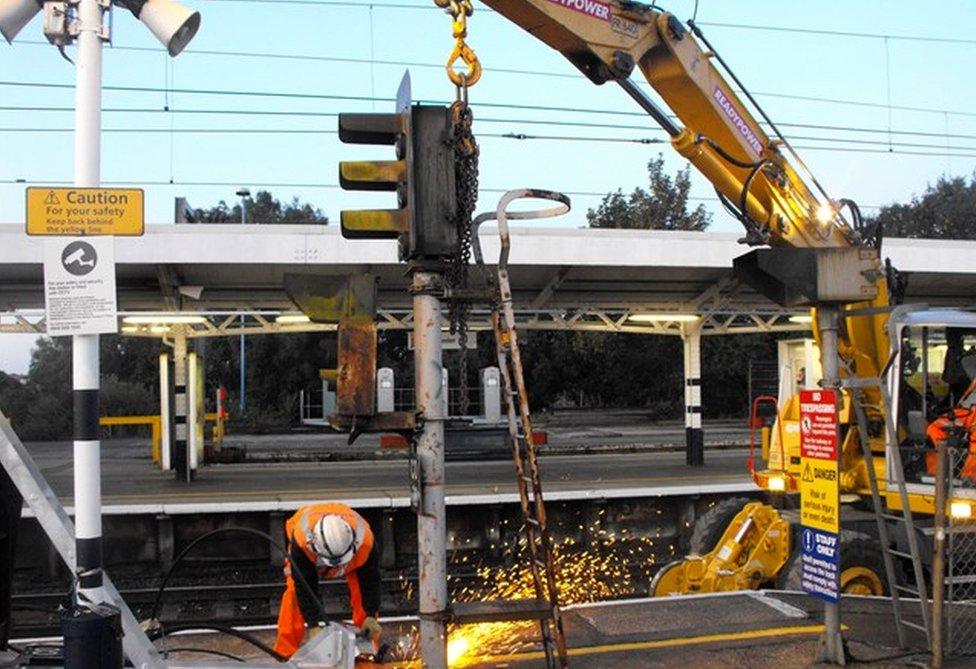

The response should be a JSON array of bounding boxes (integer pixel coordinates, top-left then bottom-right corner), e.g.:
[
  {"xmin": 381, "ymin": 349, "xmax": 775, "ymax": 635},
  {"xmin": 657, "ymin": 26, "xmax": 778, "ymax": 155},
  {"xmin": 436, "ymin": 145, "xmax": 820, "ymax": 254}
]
[
  {"xmin": 137, "ymin": 591, "xmax": 941, "ymax": 668},
  {"xmin": 24, "ymin": 438, "xmax": 755, "ymax": 515}
]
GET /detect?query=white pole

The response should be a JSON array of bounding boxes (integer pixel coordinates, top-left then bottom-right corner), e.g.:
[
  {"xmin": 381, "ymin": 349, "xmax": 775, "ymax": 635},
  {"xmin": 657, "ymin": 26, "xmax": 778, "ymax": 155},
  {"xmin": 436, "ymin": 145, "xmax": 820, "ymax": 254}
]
[
  {"xmin": 72, "ymin": 0, "xmax": 104, "ymax": 602},
  {"xmin": 413, "ymin": 270, "xmax": 448, "ymax": 669}
]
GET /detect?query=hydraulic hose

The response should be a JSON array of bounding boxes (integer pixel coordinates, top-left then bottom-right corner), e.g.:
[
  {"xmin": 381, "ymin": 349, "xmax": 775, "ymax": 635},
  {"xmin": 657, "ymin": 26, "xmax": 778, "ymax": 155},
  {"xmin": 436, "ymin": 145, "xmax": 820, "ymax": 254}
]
[
  {"xmin": 147, "ymin": 525, "xmax": 333, "ymax": 660},
  {"xmin": 148, "ymin": 623, "xmax": 283, "ymax": 662},
  {"xmin": 149, "ymin": 526, "xmax": 328, "ymax": 623}
]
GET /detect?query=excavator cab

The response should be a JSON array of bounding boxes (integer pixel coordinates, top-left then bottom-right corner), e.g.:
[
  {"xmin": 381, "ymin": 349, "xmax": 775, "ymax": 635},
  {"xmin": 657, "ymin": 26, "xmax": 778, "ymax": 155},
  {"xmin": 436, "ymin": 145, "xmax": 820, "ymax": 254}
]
[{"xmin": 889, "ymin": 310, "xmax": 976, "ymax": 506}]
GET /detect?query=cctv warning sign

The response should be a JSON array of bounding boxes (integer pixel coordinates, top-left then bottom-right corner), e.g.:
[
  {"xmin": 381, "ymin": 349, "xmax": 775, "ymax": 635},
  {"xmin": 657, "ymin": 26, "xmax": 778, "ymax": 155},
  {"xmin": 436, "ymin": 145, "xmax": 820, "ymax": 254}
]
[
  {"xmin": 26, "ymin": 187, "xmax": 144, "ymax": 236},
  {"xmin": 43, "ymin": 237, "xmax": 118, "ymax": 336}
]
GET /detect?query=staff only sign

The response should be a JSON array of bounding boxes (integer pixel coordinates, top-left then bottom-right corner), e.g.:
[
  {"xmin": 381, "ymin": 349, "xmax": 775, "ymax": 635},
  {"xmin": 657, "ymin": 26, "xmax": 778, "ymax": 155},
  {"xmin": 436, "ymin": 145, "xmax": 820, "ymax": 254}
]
[{"xmin": 799, "ymin": 388, "xmax": 841, "ymax": 603}]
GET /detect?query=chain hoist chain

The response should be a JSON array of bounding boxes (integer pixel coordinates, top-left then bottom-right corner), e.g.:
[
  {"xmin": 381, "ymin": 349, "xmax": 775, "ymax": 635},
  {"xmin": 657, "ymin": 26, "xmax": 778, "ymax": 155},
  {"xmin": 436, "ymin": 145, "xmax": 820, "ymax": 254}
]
[
  {"xmin": 433, "ymin": 0, "xmax": 480, "ymax": 416},
  {"xmin": 447, "ymin": 99, "xmax": 479, "ymax": 417}
]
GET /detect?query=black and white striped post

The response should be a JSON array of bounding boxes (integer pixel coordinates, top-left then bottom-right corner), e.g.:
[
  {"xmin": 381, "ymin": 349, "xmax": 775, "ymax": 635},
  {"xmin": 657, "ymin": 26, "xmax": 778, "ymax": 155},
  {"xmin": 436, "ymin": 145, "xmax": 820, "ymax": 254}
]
[
  {"xmin": 682, "ymin": 320, "xmax": 704, "ymax": 466},
  {"xmin": 71, "ymin": 0, "xmax": 105, "ymax": 600},
  {"xmin": 173, "ymin": 328, "xmax": 191, "ymax": 482},
  {"xmin": 73, "ymin": 333, "xmax": 102, "ymax": 597}
]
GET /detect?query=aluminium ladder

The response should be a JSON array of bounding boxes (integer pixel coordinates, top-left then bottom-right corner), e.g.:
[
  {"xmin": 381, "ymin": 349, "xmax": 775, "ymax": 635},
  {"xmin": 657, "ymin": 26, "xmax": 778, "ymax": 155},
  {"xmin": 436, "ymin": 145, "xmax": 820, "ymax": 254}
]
[{"xmin": 844, "ymin": 371, "xmax": 931, "ymax": 648}]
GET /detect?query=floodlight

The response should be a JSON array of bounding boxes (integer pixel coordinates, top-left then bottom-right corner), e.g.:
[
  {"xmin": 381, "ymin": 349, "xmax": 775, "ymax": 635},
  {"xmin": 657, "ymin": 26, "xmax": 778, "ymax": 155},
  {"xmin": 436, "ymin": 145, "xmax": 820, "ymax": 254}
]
[
  {"xmin": 628, "ymin": 313, "xmax": 699, "ymax": 323},
  {"xmin": 0, "ymin": 0, "xmax": 41, "ymax": 43},
  {"xmin": 123, "ymin": 314, "xmax": 207, "ymax": 324},
  {"xmin": 789, "ymin": 315, "xmax": 813, "ymax": 324},
  {"xmin": 117, "ymin": 0, "xmax": 199, "ymax": 56},
  {"xmin": 276, "ymin": 314, "xmax": 311, "ymax": 324},
  {"xmin": 815, "ymin": 202, "xmax": 835, "ymax": 227}
]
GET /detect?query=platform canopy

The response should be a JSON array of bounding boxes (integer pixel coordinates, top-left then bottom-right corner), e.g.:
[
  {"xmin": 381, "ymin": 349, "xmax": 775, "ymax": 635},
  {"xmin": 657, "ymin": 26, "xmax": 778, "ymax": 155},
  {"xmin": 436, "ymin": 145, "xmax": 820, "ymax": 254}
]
[{"xmin": 1, "ymin": 223, "xmax": 973, "ymax": 338}]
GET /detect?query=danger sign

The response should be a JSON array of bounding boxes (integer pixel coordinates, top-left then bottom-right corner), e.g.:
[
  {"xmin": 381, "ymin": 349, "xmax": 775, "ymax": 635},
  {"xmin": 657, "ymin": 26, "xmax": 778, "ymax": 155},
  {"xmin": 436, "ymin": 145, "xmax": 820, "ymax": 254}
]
[
  {"xmin": 800, "ymin": 389, "xmax": 840, "ymax": 534},
  {"xmin": 26, "ymin": 187, "xmax": 144, "ymax": 236}
]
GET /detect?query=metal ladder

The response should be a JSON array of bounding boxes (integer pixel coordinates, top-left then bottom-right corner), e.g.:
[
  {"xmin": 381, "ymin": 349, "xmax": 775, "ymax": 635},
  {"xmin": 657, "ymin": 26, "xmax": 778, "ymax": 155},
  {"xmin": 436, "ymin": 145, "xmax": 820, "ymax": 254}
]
[
  {"xmin": 468, "ymin": 189, "xmax": 571, "ymax": 669},
  {"xmin": 844, "ymin": 371, "xmax": 931, "ymax": 648}
]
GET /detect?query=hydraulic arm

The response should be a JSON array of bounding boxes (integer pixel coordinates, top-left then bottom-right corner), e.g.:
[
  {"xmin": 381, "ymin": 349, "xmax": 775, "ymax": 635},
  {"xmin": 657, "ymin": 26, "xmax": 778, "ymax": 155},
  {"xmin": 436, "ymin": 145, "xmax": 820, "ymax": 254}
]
[
  {"xmin": 475, "ymin": 0, "xmax": 901, "ymax": 596},
  {"xmin": 481, "ymin": 0, "xmax": 863, "ymax": 250}
]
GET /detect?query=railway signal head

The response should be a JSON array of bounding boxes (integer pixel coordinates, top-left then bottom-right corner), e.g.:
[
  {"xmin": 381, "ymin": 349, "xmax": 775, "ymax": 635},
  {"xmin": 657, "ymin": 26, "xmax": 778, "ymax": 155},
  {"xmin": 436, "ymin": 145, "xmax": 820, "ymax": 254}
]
[{"xmin": 339, "ymin": 100, "xmax": 458, "ymax": 260}]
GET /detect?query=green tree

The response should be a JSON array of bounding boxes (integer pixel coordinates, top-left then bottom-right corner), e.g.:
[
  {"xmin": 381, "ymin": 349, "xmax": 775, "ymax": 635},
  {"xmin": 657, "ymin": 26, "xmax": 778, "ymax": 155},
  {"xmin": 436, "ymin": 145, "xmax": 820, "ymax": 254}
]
[
  {"xmin": 872, "ymin": 172, "xmax": 976, "ymax": 240},
  {"xmin": 586, "ymin": 156, "xmax": 711, "ymax": 231},
  {"xmin": 190, "ymin": 190, "xmax": 329, "ymax": 225}
]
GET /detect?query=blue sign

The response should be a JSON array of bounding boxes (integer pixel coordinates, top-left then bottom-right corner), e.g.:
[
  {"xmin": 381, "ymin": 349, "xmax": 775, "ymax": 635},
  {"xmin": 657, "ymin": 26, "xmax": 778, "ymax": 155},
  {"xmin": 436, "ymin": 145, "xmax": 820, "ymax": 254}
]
[{"xmin": 800, "ymin": 527, "xmax": 839, "ymax": 603}]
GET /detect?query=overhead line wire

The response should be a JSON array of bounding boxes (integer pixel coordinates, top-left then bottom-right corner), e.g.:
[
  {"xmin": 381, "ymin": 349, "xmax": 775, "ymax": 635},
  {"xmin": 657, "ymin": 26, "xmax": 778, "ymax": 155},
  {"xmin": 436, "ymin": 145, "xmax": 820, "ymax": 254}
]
[
  {"xmin": 195, "ymin": 0, "xmax": 976, "ymax": 45},
  {"xmin": 0, "ymin": 177, "xmax": 883, "ymax": 208},
  {"xmin": 12, "ymin": 39, "xmax": 976, "ymax": 119},
  {"xmin": 4, "ymin": 125, "xmax": 976, "ymax": 154},
  {"xmin": 4, "ymin": 104, "xmax": 976, "ymax": 142},
  {"xmin": 196, "ymin": 0, "xmax": 976, "ymax": 46},
  {"xmin": 6, "ymin": 79, "xmax": 976, "ymax": 123}
]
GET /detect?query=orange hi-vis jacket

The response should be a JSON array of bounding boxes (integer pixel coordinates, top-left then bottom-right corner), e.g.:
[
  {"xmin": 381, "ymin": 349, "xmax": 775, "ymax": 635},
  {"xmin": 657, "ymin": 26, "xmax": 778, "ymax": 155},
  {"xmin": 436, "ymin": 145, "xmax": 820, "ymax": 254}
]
[
  {"xmin": 273, "ymin": 504, "xmax": 377, "ymax": 658},
  {"xmin": 926, "ymin": 407, "xmax": 976, "ymax": 482}
]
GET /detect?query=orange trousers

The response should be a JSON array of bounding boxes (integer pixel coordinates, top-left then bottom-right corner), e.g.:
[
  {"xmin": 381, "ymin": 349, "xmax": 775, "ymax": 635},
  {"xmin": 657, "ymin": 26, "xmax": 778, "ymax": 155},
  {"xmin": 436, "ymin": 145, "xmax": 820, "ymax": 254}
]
[{"xmin": 273, "ymin": 566, "xmax": 368, "ymax": 658}]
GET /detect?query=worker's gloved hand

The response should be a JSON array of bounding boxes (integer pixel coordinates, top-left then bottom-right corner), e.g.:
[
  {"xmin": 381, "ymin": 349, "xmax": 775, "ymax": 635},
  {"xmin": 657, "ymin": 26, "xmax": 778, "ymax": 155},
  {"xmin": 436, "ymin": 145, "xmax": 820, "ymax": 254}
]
[
  {"xmin": 360, "ymin": 616, "xmax": 382, "ymax": 642},
  {"xmin": 306, "ymin": 625, "xmax": 323, "ymax": 643}
]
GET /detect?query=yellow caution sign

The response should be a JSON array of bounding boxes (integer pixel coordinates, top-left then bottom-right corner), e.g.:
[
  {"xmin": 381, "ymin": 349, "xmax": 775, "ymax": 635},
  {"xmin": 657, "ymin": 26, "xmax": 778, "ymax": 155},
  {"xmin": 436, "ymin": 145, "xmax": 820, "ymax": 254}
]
[
  {"xmin": 799, "ymin": 456, "xmax": 840, "ymax": 533},
  {"xmin": 26, "ymin": 187, "xmax": 144, "ymax": 236}
]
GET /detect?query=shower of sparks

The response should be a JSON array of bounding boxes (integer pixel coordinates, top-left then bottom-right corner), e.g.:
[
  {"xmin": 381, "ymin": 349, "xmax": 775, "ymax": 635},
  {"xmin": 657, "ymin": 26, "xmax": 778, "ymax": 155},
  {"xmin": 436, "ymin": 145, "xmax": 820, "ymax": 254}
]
[{"xmin": 390, "ymin": 519, "xmax": 667, "ymax": 667}]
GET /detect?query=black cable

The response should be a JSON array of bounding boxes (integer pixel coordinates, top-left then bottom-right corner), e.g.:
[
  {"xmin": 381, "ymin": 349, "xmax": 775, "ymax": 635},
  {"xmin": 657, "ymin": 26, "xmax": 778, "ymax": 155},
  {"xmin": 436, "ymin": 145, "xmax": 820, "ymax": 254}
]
[
  {"xmin": 148, "ymin": 526, "xmax": 328, "ymax": 626},
  {"xmin": 148, "ymin": 623, "xmax": 284, "ymax": 662},
  {"xmin": 696, "ymin": 134, "xmax": 764, "ymax": 169},
  {"xmin": 715, "ymin": 188, "xmax": 744, "ymax": 221},
  {"xmin": 160, "ymin": 646, "xmax": 246, "ymax": 662},
  {"xmin": 738, "ymin": 159, "xmax": 772, "ymax": 228}
]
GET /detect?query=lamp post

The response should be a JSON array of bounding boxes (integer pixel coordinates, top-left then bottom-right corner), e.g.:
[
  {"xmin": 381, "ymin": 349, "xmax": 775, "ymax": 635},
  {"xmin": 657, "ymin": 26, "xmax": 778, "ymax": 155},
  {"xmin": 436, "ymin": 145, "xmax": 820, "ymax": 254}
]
[
  {"xmin": 1, "ymin": 0, "xmax": 200, "ymax": 627},
  {"xmin": 236, "ymin": 187, "xmax": 250, "ymax": 415}
]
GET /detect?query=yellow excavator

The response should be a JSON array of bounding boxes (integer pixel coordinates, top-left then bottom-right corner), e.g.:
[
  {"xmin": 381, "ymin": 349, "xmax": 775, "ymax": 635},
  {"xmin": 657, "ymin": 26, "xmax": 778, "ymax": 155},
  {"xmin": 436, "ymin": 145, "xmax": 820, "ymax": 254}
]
[{"xmin": 464, "ymin": 0, "xmax": 976, "ymax": 605}]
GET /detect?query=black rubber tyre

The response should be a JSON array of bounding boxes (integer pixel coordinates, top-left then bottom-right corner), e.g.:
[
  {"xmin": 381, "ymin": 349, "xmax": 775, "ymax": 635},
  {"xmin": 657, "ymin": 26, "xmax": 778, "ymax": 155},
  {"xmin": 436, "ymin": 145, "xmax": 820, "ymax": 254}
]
[
  {"xmin": 689, "ymin": 497, "xmax": 754, "ymax": 555},
  {"xmin": 778, "ymin": 530, "xmax": 888, "ymax": 596}
]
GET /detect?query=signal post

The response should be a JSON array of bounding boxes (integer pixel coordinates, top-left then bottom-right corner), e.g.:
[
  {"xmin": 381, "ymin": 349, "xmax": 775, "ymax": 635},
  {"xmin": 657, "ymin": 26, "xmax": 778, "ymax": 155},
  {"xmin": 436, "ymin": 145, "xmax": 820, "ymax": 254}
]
[{"xmin": 337, "ymin": 74, "xmax": 461, "ymax": 668}]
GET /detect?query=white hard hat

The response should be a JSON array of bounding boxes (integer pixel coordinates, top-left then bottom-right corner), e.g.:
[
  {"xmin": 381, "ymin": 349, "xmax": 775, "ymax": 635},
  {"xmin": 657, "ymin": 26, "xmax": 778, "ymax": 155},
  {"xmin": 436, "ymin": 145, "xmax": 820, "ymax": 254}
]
[{"xmin": 311, "ymin": 515, "xmax": 357, "ymax": 567}]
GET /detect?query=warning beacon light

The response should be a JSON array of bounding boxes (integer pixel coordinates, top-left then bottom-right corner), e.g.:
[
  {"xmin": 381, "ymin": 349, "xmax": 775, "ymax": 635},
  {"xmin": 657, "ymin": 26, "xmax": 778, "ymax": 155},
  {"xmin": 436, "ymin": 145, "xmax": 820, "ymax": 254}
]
[{"xmin": 2, "ymin": 0, "xmax": 199, "ymax": 56}]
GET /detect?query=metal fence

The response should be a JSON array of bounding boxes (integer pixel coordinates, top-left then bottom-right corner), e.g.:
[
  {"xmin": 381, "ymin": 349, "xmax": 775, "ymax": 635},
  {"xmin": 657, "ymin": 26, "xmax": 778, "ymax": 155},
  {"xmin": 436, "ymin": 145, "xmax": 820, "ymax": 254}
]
[
  {"xmin": 943, "ymin": 446, "xmax": 976, "ymax": 656},
  {"xmin": 393, "ymin": 387, "xmax": 484, "ymax": 416}
]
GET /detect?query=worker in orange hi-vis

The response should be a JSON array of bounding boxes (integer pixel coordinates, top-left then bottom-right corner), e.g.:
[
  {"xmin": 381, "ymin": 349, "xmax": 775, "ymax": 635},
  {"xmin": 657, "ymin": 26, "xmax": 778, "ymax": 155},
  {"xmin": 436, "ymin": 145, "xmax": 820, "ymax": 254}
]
[{"xmin": 273, "ymin": 503, "xmax": 382, "ymax": 658}]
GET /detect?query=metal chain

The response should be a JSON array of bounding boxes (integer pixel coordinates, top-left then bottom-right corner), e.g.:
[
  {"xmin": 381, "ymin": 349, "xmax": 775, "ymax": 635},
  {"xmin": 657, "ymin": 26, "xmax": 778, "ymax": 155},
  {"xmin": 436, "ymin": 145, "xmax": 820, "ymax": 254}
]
[
  {"xmin": 447, "ymin": 98, "xmax": 479, "ymax": 417},
  {"xmin": 433, "ymin": 0, "xmax": 480, "ymax": 417}
]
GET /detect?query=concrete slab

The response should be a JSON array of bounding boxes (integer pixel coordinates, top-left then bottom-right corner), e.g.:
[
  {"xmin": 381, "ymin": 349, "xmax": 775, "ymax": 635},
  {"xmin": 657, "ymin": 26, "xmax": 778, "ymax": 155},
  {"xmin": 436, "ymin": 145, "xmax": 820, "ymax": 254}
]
[
  {"xmin": 98, "ymin": 592, "xmax": 939, "ymax": 668},
  {"xmin": 22, "ymin": 443, "xmax": 754, "ymax": 516}
]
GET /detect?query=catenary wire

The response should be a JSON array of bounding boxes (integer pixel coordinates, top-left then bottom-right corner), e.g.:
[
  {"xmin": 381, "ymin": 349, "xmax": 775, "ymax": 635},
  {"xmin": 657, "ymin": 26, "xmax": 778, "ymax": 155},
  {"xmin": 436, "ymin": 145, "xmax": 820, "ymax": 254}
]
[
  {"xmin": 6, "ymin": 79, "xmax": 976, "ymax": 121},
  {"xmin": 191, "ymin": 0, "xmax": 976, "ymax": 45},
  {"xmin": 3, "ymin": 104, "xmax": 976, "ymax": 143},
  {"xmin": 2, "ymin": 126, "xmax": 976, "ymax": 155},
  {"xmin": 14, "ymin": 38, "xmax": 976, "ymax": 119},
  {"xmin": 0, "ymin": 178, "xmax": 888, "ymax": 208}
]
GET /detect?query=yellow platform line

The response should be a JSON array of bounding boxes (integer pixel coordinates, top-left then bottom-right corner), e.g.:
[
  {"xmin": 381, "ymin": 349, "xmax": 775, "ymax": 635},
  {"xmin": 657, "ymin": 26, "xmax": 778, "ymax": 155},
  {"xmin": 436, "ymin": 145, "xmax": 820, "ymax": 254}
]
[{"xmin": 393, "ymin": 623, "xmax": 849, "ymax": 667}]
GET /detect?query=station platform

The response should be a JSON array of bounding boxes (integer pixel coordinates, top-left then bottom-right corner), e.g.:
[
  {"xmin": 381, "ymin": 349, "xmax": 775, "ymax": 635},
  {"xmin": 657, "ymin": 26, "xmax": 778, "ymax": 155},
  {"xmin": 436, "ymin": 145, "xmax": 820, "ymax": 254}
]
[
  {"xmin": 148, "ymin": 591, "xmax": 932, "ymax": 668},
  {"xmin": 24, "ymin": 421, "xmax": 754, "ymax": 516}
]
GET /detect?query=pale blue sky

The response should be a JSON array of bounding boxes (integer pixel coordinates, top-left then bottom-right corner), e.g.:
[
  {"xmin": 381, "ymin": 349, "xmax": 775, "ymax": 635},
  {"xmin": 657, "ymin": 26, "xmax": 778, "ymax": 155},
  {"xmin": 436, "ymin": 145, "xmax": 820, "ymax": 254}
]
[{"xmin": 1, "ymin": 0, "xmax": 976, "ymax": 371}]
